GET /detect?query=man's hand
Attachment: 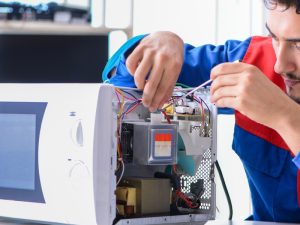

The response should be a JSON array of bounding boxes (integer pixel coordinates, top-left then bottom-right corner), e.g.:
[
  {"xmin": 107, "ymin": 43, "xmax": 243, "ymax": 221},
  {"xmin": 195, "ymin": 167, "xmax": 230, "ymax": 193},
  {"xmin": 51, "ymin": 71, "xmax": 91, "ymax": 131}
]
[
  {"xmin": 210, "ymin": 62, "xmax": 291, "ymax": 129},
  {"xmin": 211, "ymin": 61, "xmax": 300, "ymax": 155},
  {"xmin": 126, "ymin": 31, "xmax": 184, "ymax": 112}
]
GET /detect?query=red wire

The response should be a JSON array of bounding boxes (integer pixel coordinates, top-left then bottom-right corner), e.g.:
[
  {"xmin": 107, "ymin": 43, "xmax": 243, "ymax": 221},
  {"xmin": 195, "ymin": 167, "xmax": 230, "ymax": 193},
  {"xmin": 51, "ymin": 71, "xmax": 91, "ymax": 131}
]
[
  {"xmin": 117, "ymin": 129, "xmax": 123, "ymax": 159},
  {"xmin": 162, "ymin": 111, "xmax": 171, "ymax": 124},
  {"xmin": 125, "ymin": 101, "xmax": 141, "ymax": 115},
  {"xmin": 173, "ymin": 164, "xmax": 177, "ymax": 172},
  {"xmin": 175, "ymin": 190, "xmax": 199, "ymax": 209}
]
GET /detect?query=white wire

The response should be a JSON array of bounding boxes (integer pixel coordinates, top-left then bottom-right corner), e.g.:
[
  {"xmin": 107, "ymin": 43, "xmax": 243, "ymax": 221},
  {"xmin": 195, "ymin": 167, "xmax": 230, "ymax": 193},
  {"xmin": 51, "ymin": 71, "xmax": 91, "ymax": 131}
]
[
  {"xmin": 116, "ymin": 205, "xmax": 120, "ymax": 215},
  {"xmin": 116, "ymin": 159, "xmax": 125, "ymax": 186},
  {"xmin": 162, "ymin": 79, "xmax": 212, "ymax": 110}
]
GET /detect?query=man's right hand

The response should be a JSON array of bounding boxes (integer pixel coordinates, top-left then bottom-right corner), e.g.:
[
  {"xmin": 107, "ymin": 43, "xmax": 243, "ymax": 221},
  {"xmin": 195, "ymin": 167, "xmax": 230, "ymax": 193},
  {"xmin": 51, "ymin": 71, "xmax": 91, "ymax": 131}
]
[{"xmin": 126, "ymin": 31, "xmax": 184, "ymax": 112}]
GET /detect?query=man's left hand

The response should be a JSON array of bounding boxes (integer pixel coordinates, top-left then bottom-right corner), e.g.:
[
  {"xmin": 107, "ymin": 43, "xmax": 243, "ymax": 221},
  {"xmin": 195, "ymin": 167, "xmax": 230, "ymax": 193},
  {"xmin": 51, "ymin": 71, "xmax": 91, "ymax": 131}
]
[{"xmin": 210, "ymin": 62, "xmax": 291, "ymax": 129}]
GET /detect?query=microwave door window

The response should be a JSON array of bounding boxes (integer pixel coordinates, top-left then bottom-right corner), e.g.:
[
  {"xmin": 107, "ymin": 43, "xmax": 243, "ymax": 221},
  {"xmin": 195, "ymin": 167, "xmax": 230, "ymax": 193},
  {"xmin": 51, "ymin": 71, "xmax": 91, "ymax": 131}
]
[
  {"xmin": 0, "ymin": 102, "xmax": 46, "ymax": 203},
  {"xmin": 0, "ymin": 114, "xmax": 36, "ymax": 190}
]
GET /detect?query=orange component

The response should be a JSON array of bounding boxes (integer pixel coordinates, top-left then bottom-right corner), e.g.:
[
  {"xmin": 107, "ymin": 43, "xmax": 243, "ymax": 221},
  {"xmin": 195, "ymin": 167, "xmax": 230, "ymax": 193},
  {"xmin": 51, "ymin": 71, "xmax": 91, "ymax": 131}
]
[{"xmin": 155, "ymin": 133, "xmax": 172, "ymax": 142}]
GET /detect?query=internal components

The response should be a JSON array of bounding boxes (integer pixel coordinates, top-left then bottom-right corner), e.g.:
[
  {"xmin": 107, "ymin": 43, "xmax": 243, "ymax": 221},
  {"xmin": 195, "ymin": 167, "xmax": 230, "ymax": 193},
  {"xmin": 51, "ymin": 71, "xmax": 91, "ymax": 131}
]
[
  {"xmin": 120, "ymin": 123, "xmax": 134, "ymax": 163},
  {"xmin": 166, "ymin": 90, "xmax": 212, "ymax": 133},
  {"xmin": 117, "ymin": 178, "xmax": 171, "ymax": 216},
  {"xmin": 163, "ymin": 88, "xmax": 213, "ymax": 172},
  {"xmin": 116, "ymin": 186, "xmax": 136, "ymax": 217},
  {"xmin": 114, "ymin": 86, "xmax": 216, "ymax": 224},
  {"xmin": 121, "ymin": 122, "xmax": 177, "ymax": 165},
  {"xmin": 175, "ymin": 179, "xmax": 204, "ymax": 212},
  {"xmin": 154, "ymin": 171, "xmax": 204, "ymax": 214},
  {"xmin": 178, "ymin": 120, "xmax": 211, "ymax": 156}
]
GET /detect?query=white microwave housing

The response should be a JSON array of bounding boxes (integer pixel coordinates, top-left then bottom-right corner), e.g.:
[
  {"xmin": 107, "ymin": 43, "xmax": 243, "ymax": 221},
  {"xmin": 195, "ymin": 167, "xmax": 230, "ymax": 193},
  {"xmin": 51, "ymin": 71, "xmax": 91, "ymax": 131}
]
[
  {"xmin": 0, "ymin": 84, "xmax": 116, "ymax": 225},
  {"xmin": 0, "ymin": 83, "xmax": 217, "ymax": 225}
]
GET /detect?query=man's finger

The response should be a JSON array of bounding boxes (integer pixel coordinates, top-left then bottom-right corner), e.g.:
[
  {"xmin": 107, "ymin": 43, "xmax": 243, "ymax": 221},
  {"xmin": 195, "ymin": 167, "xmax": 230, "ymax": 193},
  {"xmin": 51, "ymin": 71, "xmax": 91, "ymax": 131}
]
[
  {"xmin": 126, "ymin": 44, "xmax": 145, "ymax": 75},
  {"xmin": 134, "ymin": 51, "xmax": 155, "ymax": 89},
  {"xmin": 210, "ymin": 85, "xmax": 238, "ymax": 103},
  {"xmin": 210, "ymin": 61, "xmax": 244, "ymax": 79},
  {"xmin": 148, "ymin": 66, "xmax": 178, "ymax": 111},
  {"xmin": 158, "ymin": 87, "xmax": 174, "ymax": 110},
  {"xmin": 210, "ymin": 73, "xmax": 239, "ymax": 95},
  {"xmin": 142, "ymin": 61, "xmax": 164, "ymax": 107},
  {"xmin": 214, "ymin": 96, "xmax": 238, "ymax": 109}
]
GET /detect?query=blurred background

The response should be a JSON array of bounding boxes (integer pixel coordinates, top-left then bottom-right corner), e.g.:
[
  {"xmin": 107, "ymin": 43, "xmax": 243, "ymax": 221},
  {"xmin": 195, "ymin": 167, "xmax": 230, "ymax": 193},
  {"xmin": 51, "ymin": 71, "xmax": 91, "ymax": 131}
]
[{"xmin": 0, "ymin": 0, "xmax": 267, "ymax": 221}]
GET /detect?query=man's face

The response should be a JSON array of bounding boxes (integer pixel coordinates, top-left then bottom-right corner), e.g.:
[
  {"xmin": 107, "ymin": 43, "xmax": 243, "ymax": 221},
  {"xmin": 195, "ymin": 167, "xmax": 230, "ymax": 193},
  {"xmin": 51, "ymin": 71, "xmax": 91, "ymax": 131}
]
[{"xmin": 267, "ymin": 5, "xmax": 300, "ymax": 103}]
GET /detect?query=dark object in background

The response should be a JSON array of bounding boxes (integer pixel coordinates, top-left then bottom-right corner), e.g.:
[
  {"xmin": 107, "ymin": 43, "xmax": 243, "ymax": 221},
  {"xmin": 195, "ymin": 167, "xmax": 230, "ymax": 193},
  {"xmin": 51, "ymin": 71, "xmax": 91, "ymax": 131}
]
[
  {"xmin": 0, "ymin": 34, "xmax": 108, "ymax": 83},
  {"xmin": 0, "ymin": 2, "xmax": 89, "ymax": 22}
]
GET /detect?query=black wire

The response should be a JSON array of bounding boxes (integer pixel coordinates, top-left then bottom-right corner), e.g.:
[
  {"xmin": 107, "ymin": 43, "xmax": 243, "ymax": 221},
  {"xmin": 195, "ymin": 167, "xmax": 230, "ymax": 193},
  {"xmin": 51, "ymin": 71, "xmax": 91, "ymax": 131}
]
[
  {"xmin": 215, "ymin": 160, "xmax": 233, "ymax": 220},
  {"xmin": 192, "ymin": 96, "xmax": 211, "ymax": 123},
  {"xmin": 120, "ymin": 89, "xmax": 139, "ymax": 100},
  {"xmin": 120, "ymin": 100, "xmax": 141, "ymax": 119}
]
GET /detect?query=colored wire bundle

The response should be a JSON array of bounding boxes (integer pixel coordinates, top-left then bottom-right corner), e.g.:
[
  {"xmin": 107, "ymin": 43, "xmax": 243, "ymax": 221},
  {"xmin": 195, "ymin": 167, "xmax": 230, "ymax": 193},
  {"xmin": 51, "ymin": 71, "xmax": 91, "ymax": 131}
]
[{"xmin": 114, "ymin": 88, "xmax": 142, "ymax": 185}]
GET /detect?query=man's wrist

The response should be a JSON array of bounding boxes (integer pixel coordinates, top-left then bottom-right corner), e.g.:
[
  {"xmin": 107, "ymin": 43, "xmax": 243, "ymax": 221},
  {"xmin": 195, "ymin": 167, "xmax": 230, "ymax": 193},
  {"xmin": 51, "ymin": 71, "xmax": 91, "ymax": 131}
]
[{"xmin": 275, "ymin": 101, "xmax": 300, "ymax": 155}]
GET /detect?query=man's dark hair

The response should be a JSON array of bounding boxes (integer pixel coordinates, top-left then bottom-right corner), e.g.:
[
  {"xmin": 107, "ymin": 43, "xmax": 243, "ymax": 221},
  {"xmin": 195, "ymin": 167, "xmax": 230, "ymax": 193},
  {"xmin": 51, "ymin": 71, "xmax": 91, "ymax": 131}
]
[{"xmin": 264, "ymin": 0, "xmax": 300, "ymax": 13}]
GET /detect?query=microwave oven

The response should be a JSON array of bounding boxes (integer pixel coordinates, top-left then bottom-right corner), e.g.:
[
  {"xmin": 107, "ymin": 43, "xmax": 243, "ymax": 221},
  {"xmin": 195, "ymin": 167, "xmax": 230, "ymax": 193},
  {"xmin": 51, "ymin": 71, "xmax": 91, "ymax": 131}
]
[{"xmin": 0, "ymin": 83, "xmax": 217, "ymax": 225}]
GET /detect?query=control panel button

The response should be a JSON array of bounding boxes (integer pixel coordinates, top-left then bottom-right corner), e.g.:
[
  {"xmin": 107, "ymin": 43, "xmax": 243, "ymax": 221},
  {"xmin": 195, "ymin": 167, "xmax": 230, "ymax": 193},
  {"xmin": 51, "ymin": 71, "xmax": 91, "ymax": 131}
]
[
  {"xmin": 71, "ymin": 120, "xmax": 84, "ymax": 147},
  {"xmin": 69, "ymin": 161, "xmax": 89, "ymax": 178}
]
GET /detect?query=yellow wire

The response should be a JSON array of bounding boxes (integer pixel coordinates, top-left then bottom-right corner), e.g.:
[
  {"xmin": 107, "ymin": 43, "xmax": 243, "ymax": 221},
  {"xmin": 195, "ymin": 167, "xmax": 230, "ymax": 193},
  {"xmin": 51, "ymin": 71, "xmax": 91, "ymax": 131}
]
[
  {"xmin": 114, "ymin": 88, "xmax": 125, "ymax": 160},
  {"xmin": 115, "ymin": 88, "xmax": 125, "ymax": 118}
]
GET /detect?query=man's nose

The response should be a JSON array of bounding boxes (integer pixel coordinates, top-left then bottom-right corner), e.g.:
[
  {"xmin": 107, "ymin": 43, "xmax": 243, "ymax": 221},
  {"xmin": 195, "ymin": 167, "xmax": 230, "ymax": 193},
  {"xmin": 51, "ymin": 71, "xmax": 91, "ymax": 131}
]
[{"xmin": 274, "ymin": 45, "xmax": 296, "ymax": 75}]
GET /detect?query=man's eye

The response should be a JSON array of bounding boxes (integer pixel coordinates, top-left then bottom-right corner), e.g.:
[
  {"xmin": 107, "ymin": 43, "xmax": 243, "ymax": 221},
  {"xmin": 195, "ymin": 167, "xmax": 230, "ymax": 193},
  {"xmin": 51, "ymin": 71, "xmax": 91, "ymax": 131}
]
[{"xmin": 294, "ymin": 42, "xmax": 300, "ymax": 50}]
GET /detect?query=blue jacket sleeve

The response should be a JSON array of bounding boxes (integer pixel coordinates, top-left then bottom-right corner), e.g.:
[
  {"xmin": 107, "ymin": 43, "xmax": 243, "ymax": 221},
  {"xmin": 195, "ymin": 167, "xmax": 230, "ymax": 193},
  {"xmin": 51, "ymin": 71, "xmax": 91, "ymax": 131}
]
[
  {"xmin": 102, "ymin": 36, "xmax": 251, "ymax": 89},
  {"xmin": 178, "ymin": 38, "xmax": 251, "ymax": 87},
  {"xmin": 102, "ymin": 34, "xmax": 146, "ymax": 86}
]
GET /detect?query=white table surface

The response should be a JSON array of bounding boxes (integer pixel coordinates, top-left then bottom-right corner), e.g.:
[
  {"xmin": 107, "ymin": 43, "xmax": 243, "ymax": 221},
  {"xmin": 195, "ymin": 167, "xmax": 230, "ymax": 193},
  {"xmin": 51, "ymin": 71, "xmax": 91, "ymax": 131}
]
[{"xmin": 0, "ymin": 219, "xmax": 299, "ymax": 225}]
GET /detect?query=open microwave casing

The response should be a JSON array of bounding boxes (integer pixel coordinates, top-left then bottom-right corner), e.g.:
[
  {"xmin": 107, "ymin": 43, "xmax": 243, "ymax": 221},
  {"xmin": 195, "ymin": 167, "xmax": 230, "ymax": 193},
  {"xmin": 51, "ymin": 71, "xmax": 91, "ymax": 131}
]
[{"xmin": 0, "ymin": 84, "xmax": 217, "ymax": 225}]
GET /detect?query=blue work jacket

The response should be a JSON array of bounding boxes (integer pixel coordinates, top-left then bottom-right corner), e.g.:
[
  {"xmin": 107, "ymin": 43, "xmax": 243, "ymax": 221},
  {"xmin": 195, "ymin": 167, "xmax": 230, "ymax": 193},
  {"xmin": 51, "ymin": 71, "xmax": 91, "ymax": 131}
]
[{"xmin": 102, "ymin": 35, "xmax": 300, "ymax": 223}]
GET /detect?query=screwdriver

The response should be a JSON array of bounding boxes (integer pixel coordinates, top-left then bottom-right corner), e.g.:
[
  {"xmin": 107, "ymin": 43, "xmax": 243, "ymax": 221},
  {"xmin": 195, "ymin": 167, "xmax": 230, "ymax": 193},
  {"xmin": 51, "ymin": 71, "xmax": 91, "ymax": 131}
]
[
  {"xmin": 160, "ymin": 78, "xmax": 212, "ymax": 111},
  {"xmin": 160, "ymin": 59, "xmax": 240, "ymax": 111}
]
